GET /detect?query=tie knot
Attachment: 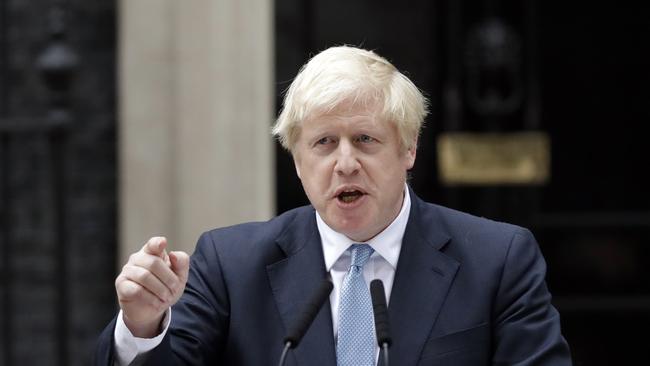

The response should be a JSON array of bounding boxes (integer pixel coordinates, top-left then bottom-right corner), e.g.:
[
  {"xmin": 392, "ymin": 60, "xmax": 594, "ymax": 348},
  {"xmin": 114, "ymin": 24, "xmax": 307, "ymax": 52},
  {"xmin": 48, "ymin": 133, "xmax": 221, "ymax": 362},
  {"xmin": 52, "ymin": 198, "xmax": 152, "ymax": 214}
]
[{"xmin": 349, "ymin": 244, "xmax": 374, "ymax": 268}]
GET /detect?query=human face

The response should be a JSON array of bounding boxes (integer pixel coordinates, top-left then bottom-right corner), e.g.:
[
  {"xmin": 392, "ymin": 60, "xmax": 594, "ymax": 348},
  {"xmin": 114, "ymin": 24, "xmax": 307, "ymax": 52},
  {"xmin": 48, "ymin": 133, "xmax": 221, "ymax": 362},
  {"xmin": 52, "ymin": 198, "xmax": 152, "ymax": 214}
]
[{"xmin": 292, "ymin": 104, "xmax": 416, "ymax": 242}]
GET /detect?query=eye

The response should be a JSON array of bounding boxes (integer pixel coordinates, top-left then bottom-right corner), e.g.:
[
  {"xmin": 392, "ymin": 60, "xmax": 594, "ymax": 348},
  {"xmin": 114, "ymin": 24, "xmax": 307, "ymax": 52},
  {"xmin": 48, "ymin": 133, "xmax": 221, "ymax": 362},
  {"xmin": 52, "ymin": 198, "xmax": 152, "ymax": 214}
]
[
  {"xmin": 357, "ymin": 134, "xmax": 375, "ymax": 143},
  {"xmin": 315, "ymin": 136, "xmax": 334, "ymax": 146}
]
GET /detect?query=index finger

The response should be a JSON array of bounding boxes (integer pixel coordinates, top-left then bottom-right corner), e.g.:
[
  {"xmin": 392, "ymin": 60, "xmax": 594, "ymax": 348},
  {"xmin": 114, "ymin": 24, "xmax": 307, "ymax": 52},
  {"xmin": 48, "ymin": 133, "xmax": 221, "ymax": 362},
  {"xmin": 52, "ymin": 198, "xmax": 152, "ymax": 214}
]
[{"xmin": 142, "ymin": 236, "xmax": 167, "ymax": 258}]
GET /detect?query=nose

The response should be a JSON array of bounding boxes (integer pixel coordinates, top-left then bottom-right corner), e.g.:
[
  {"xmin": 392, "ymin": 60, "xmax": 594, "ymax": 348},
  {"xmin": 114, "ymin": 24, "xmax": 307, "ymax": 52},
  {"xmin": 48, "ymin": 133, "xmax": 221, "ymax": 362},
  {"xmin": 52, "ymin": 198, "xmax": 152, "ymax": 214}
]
[{"xmin": 334, "ymin": 140, "xmax": 360, "ymax": 176}]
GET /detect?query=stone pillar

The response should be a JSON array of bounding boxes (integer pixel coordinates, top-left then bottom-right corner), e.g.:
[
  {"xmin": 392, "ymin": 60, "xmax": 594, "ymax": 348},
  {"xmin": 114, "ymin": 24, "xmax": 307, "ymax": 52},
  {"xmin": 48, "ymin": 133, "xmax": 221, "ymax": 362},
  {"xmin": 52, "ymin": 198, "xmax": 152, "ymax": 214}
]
[{"xmin": 118, "ymin": 0, "xmax": 274, "ymax": 262}]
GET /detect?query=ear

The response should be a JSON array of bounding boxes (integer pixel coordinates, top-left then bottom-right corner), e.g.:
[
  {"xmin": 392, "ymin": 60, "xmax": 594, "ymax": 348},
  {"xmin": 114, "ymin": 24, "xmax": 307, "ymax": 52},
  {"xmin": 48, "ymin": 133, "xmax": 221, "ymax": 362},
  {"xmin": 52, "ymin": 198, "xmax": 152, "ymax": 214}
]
[
  {"xmin": 403, "ymin": 138, "xmax": 417, "ymax": 170},
  {"xmin": 293, "ymin": 153, "xmax": 302, "ymax": 179}
]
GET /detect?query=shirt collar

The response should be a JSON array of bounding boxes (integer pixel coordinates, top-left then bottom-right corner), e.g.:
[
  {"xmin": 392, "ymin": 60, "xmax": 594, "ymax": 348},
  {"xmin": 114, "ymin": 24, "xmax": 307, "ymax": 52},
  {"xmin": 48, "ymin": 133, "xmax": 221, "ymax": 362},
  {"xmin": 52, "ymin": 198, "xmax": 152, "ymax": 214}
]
[{"xmin": 317, "ymin": 184, "xmax": 411, "ymax": 271}]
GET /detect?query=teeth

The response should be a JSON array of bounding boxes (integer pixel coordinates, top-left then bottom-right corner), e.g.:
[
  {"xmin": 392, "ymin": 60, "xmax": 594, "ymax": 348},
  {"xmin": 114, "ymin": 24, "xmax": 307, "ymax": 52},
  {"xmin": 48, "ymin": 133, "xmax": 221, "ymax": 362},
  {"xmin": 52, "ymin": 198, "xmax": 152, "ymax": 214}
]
[
  {"xmin": 341, "ymin": 195, "xmax": 357, "ymax": 203},
  {"xmin": 338, "ymin": 190, "xmax": 362, "ymax": 203}
]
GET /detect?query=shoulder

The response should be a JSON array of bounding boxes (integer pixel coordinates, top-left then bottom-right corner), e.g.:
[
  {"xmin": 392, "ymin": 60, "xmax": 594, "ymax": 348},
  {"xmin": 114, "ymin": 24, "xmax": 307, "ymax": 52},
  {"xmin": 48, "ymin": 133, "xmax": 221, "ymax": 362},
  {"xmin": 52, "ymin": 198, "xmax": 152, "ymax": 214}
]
[
  {"xmin": 416, "ymin": 198, "xmax": 532, "ymax": 243},
  {"xmin": 412, "ymin": 196, "xmax": 538, "ymax": 266},
  {"xmin": 192, "ymin": 205, "xmax": 314, "ymax": 258}
]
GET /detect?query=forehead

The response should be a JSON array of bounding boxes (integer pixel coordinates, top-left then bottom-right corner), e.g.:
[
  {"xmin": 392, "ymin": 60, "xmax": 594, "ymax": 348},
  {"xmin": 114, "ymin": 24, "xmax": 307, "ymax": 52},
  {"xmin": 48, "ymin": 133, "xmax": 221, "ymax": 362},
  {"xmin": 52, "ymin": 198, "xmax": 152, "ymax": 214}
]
[{"xmin": 301, "ymin": 103, "xmax": 391, "ymax": 134}]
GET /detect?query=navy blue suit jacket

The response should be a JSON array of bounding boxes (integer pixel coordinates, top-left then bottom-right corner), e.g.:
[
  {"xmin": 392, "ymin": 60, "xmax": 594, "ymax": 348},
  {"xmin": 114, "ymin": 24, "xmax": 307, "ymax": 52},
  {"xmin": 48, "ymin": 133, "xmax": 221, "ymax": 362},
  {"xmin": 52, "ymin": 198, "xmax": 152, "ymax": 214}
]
[{"xmin": 95, "ymin": 190, "xmax": 571, "ymax": 365}]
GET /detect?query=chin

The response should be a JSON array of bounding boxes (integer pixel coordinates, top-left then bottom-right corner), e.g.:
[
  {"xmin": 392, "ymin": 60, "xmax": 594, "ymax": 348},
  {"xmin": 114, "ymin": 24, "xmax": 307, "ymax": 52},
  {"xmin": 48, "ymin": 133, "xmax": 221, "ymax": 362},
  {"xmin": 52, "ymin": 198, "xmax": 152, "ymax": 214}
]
[
  {"xmin": 335, "ymin": 221, "xmax": 373, "ymax": 241},
  {"xmin": 325, "ymin": 206, "xmax": 374, "ymax": 238}
]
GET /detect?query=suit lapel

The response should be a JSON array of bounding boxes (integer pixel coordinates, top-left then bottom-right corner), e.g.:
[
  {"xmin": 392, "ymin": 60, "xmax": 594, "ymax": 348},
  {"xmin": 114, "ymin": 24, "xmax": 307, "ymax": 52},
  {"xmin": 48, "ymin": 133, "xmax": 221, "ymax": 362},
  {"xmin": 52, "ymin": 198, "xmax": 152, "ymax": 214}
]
[
  {"xmin": 387, "ymin": 192, "xmax": 460, "ymax": 366},
  {"xmin": 266, "ymin": 210, "xmax": 337, "ymax": 366}
]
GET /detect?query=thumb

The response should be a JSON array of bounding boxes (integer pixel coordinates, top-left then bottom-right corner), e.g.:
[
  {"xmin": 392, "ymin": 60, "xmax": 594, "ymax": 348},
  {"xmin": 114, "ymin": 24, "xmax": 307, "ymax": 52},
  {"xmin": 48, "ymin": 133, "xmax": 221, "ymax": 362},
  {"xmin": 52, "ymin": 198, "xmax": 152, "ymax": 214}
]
[{"xmin": 169, "ymin": 251, "xmax": 190, "ymax": 281}]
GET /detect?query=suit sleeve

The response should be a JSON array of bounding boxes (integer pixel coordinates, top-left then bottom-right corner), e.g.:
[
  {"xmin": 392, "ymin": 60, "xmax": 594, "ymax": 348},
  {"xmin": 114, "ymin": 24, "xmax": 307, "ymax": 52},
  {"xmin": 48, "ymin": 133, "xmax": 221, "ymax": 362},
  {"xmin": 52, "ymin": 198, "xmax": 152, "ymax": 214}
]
[
  {"xmin": 93, "ymin": 316, "xmax": 117, "ymax": 366},
  {"xmin": 492, "ymin": 229, "xmax": 572, "ymax": 365},
  {"xmin": 147, "ymin": 231, "xmax": 231, "ymax": 365}
]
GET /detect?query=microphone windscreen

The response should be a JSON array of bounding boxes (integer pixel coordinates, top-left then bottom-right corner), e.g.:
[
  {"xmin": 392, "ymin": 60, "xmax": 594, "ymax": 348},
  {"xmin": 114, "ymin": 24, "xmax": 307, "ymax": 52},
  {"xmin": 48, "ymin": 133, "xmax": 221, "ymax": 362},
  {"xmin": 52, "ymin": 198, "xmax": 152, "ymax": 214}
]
[
  {"xmin": 283, "ymin": 280, "xmax": 334, "ymax": 347},
  {"xmin": 370, "ymin": 279, "xmax": 392, "ymax": 347}
]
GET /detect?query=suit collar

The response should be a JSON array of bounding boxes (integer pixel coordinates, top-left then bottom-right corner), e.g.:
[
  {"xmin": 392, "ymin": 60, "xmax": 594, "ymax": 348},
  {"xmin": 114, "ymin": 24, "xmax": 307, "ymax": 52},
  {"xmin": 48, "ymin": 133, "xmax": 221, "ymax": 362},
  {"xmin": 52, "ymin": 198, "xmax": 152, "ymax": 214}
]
[
  {"xmin": 387, "ymin": 188, "xmax": 460, "ymax": 366},
  {"xmin": 405, "ymin": 186, "xmax": 452, "ymax": 251}
]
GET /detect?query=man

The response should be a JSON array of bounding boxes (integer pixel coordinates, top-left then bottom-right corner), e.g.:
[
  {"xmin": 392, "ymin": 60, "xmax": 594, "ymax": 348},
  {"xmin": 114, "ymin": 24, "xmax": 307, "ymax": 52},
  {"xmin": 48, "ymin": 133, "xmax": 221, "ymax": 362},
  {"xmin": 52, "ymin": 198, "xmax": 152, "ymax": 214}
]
[{"xmin": 95, "ymin": 46, "xmax": 572, "ymax": 365}]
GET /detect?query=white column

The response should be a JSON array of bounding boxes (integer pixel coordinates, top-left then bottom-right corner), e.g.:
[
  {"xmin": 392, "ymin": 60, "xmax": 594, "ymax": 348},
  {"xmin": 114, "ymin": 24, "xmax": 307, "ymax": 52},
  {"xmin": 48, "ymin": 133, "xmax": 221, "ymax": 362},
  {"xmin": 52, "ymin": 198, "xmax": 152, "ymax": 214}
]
[{"xmin": 118, "ymin": 0, "xmax": 274, "ymax": 263}]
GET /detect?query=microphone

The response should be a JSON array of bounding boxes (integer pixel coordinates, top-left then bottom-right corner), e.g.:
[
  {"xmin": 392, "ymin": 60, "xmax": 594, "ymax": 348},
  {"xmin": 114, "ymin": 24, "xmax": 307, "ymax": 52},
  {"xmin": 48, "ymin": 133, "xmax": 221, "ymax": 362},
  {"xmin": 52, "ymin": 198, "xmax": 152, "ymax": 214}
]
[
  {"xmin": 278, "ymin": 280, "xmax": 334, "ymax": 366},
  {"xmin": 370, "ymin": 279, "xmax": 392, "ymax": 366}
]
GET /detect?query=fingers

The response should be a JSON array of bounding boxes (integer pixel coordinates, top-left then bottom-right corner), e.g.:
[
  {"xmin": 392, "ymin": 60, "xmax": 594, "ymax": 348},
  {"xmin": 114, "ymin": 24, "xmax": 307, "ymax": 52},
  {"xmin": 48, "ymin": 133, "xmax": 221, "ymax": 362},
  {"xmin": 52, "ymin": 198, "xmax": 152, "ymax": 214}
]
[
  {"xmin": 142, "ymin": 236, "xmax": 167, "ymax": 258},
  {"xmin": 129, "ymin": 252, "xmax": 179, "ymax": 295},
  {"xmin": 115, "ymin": 277, "xmax": 167, "ymax": 313},
  {"xmin": 169, "ymin": 251, "xmax": 190, "ymax": 282},
  {"xmin": 119, "ymin": 264, "xmax": 174, "ymax": 303},
  {"xmin": 117, "ymin": 237, "xmax": 187, "ymax": 304}
]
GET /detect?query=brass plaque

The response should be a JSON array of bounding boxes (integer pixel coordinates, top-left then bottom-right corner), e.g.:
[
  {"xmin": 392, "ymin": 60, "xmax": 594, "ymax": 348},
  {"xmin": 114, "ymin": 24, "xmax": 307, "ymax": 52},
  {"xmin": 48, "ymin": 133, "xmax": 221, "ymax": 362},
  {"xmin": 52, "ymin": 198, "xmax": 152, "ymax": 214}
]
[{"xmin": 437, "ymin": 131, "xmax": 550, "ymax": 185}]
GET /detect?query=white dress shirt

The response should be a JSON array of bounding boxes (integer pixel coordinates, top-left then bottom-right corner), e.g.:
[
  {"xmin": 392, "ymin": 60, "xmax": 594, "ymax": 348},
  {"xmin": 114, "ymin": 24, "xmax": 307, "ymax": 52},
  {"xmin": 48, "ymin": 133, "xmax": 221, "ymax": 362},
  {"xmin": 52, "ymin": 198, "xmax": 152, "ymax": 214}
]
[
  {"xmin": 114, "ymin": 308, "xmax": 171, "ymax": 365},
  {"xmin": 317, "ymin": 185, "xmax": 410, "ymax": 338},
  {"xmin": 114, "ymin": 186, "xmax": 411, "ymax": 365}
]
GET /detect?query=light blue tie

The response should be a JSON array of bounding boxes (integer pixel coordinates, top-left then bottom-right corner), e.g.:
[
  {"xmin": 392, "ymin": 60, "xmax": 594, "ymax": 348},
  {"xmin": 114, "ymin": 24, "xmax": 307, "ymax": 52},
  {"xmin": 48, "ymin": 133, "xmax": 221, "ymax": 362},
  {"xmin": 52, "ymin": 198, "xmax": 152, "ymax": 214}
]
[{"xmin": 336, "ymin": 244, "xmax": 376, "ymax": 366}]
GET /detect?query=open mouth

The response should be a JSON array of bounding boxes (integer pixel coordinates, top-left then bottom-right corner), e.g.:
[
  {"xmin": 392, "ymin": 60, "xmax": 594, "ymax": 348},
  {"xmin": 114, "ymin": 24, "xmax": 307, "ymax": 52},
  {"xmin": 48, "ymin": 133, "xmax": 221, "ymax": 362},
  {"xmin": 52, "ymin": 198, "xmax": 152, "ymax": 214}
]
[{"xmin": 337, "ymin": 190, "xmax": 364, "ymax": 203}]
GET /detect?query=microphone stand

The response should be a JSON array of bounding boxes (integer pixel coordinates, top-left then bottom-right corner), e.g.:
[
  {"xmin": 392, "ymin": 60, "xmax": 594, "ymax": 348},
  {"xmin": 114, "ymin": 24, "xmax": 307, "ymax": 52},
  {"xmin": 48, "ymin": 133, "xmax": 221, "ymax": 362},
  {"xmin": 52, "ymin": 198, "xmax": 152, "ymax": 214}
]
[
  {"xmin": 371, "ymin": 279, "xmax": 392, "ymax": 366},
  {"xmin": 380, "ymin": 342, "xmax": 389, "ymax": 366},
  {"xmin": 277, "ymin": 341, "xmax": 292, "ymax": 366},
  {"xmin": 278, "ymin": 280, "xmax": 333, "ymax": 366}
]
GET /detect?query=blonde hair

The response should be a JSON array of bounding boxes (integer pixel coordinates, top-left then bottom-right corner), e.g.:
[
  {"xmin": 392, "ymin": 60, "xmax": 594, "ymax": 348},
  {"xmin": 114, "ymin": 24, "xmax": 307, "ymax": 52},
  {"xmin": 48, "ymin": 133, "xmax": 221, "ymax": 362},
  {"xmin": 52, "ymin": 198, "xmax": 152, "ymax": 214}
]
[{"xmin": 272, "ymin": 46, "xmax": 428, "ymax": 152}]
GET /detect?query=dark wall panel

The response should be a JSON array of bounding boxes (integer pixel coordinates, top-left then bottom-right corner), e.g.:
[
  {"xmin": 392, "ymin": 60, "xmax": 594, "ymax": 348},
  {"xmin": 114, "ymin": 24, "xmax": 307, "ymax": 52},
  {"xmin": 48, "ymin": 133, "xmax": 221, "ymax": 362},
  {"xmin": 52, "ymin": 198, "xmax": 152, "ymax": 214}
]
[
  {"xmin": 540, "ymin": 3, "xmax": 650, "ymax": 212},
  {"xmin": 0, "ymin": 1, "xmax": 117, "ymax": 365}
]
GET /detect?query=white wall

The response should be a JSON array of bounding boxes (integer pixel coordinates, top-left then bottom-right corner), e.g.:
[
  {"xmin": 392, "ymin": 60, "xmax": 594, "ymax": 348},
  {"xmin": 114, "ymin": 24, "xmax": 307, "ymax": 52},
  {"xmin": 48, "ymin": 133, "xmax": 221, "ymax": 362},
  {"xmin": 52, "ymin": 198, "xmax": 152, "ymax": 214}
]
[{"xmin": 118, "ymin": 0, "xmax": 274, "ymax": 262}]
